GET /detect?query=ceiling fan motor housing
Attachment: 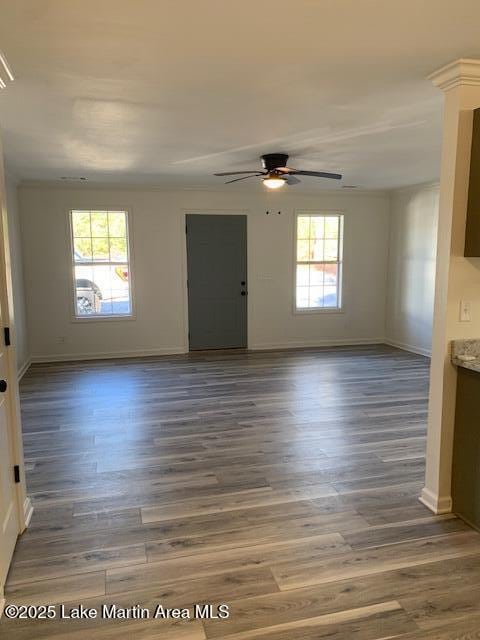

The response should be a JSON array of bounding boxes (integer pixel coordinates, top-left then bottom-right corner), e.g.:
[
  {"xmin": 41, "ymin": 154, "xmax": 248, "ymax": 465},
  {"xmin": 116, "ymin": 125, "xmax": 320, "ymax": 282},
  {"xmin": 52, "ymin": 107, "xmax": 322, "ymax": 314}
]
[{"xmin": 261, "ymin": 153, "xmax": 289, "ymax": 172}]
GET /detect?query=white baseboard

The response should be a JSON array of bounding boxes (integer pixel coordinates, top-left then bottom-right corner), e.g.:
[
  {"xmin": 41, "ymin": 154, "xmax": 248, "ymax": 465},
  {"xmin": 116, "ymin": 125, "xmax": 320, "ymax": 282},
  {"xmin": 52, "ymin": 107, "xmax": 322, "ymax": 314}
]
[
  {"xmin": 384, "ymin": 339, "xmax": 431, "ymax": 358},
  {"xmin": 30, "ymin": 339, "xmax": 429, "ymax": 363},
  {"xmin": 419, "ymin": 487, "xmax": 453, "ymax": 514},
  {"xmin": 30, "ymin": 346, "xmax": 187, "ymax": 364},
  {"xmin": 23, "ymin": 496, "xmax": 33, "ymax": 529},
  {"xmin": 31, "ymin": 341, "xmax": 389, "ymax": 362},
  {"xmin": 249, "ymin": 338, "xmax": 385, "ymax": 351},
  {"xmin": 17, "ymin": 358, "xmax": 31, "ymax": 381}
]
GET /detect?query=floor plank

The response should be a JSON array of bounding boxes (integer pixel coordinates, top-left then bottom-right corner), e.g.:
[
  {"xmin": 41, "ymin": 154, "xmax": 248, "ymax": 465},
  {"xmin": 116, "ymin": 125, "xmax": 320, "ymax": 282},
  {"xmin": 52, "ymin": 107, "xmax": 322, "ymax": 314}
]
[{"xmin": 223, "ymin": 602, "xmax": 417, "ymax": 640}]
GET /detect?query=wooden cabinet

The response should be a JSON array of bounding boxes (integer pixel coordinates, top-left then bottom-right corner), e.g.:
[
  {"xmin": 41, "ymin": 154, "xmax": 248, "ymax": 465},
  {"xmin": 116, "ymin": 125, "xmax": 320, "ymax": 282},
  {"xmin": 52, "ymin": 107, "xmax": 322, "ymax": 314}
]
[
  {"xmin": 452, "ymin": 366, "xmax": 480, "ymax": 529},
  {"xmin": 465, "ymin": 108, "xmax": 480, "ymax": 256}
]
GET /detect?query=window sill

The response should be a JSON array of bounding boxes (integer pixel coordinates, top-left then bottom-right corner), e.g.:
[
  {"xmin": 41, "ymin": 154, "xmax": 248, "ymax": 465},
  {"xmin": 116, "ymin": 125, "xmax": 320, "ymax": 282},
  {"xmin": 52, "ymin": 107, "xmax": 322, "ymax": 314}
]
[
  {"xmin": 293, "ymin": 307, "xmax": 345, "ymax": 316},
  {"xmin": 71, "ymin": 314, "xmax": 136, "ymax": 323}
]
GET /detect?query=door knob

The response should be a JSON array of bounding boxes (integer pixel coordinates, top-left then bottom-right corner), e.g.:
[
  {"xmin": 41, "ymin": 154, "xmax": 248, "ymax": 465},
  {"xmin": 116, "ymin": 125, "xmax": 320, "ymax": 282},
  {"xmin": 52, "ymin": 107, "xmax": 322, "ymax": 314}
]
[
  {"xmin": 0, "ymin": 380, "xmax": 7, "ymax": 393},
  {"xmin": 241, "ymin": 291, "xmax": 246, "ymax": 296},
  {"xmin": 241, "ymin": 281, "xmax": 246, "ymax": 286}
]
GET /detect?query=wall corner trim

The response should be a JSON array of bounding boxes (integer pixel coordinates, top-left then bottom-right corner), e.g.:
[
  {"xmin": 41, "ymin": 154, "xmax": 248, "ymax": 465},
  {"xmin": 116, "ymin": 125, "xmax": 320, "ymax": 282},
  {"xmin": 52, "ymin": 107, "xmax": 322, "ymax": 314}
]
[
  {"xmin": 17, "ymin": 358, "xmax": 31, "ymax": 381},
  {"xmin": 419, "ymin": 487, "xmax": 453, "ymax": 515},
  {"xmin": 22, "ymin": 497, "xmax": 33, "ymax": 530},
  {"xmin": 383, "ymin": 339, "xmax": 432, "ymax": 358}
]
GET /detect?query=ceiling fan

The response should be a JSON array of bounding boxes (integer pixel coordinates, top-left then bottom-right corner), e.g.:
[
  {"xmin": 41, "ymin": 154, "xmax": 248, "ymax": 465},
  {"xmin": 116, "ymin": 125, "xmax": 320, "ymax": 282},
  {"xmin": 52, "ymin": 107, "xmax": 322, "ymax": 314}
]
[{"xmin": 214, "ymin": 153, "xmax": 342, "ymax": 189}]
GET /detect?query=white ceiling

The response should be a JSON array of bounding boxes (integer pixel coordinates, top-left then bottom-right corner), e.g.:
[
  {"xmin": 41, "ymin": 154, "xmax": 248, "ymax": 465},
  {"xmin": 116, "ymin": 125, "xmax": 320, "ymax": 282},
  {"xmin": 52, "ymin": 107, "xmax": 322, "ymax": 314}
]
[{"xmin": 0, "ymin": 0, "xmax": 479, "ymax": 190}]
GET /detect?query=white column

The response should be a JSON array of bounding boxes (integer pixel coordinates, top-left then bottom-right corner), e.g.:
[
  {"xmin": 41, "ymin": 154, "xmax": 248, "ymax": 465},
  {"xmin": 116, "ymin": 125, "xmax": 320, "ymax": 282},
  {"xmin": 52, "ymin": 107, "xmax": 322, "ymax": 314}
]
[{"xmin": 421, "ymin": 59, "xmax": 480, "ymax": 514}]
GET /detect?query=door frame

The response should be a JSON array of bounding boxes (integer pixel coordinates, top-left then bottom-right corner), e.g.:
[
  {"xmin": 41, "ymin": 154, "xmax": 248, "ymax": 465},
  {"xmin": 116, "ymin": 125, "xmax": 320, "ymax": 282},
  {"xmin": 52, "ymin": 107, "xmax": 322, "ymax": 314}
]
[
  {"xmin": 0, "ymin": 155, "xmax": 31, "ymax": 612},
  {"xmin": 181, "ymin": 209, "xmax": 249, "ymax": 351}
]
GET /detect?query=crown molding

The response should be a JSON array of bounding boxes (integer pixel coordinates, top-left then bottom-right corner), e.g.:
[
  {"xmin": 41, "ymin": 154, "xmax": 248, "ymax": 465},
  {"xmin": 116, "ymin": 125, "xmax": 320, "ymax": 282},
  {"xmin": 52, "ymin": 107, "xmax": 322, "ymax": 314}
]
[
  {"xmin": 428, "ymin": 58, "xmax": 480, "ymax": 92},
  {"xmin": 18, "ymin": 180, "xmax": 389, "ymax": 198}
]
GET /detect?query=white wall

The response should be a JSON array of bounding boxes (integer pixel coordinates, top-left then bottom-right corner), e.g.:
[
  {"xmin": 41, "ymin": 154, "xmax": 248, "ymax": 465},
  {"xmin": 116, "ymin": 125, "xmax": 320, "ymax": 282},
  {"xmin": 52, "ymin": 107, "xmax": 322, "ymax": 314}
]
[
  {"xmin": 385, "ymin": 183, "xmax": 439, "ymax": 356},
  {"xmin": 5, "ymin": 175, "xmax": 29, "ymax": 374},
  {"xmin": 18, "ymin": 185, "xmax": 390, "ymax": 361}
]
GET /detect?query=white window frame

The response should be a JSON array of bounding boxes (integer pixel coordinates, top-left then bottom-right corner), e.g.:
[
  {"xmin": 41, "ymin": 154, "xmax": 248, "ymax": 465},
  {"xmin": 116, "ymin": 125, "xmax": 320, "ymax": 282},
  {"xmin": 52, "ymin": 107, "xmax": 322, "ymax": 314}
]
[
  {"xmin": 293, "ymin": 211, "xmax": 344, "ymax": 314},
  {"xmin": 69, "ymin": 209, "xmax": 135, "ymax": 321}
]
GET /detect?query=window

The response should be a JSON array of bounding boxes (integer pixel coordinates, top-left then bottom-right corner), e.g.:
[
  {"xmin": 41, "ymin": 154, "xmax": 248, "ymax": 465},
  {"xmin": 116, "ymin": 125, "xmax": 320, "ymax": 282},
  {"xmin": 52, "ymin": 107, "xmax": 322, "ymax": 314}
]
[
  {"xmin": 70, "ymin": 210, "xmax": 132, "ymax": 317},
  {"xmin": 295, "ymin": 212, "xmax": 343, "ymax": 311}
]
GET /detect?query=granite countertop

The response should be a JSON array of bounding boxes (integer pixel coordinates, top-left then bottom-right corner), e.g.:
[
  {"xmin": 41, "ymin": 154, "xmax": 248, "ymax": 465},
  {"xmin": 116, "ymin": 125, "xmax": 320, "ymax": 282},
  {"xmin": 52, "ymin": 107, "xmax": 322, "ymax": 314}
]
[{"xmin": 451, "ymin": 339, "xmax": 480, "ymax": 373}]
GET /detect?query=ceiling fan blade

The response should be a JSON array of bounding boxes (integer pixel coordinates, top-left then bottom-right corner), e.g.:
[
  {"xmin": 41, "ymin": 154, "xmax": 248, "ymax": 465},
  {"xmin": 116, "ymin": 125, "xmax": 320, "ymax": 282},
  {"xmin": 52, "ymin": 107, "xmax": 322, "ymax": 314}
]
[
  {"xmin": 214, "ymin": 170, "xmax": 264, "ymax": 176},
  {"xmin": 285, "ymin": 175, "xmax": 301, "ymax": 185},
  {"xmin": 225, "ymin": 174, "xmax": 263, "ymax": 184},
  {"xmin": 289, "ymin": 170, "xmax": 342, "ymax": 180}
]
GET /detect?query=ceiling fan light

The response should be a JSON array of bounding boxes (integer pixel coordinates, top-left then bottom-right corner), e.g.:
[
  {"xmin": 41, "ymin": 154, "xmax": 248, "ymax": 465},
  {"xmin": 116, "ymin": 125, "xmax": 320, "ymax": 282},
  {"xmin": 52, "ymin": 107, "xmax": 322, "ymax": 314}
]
[{"xmin": 263, "ymin": 176, "xmax": 286, "ymax": 189}]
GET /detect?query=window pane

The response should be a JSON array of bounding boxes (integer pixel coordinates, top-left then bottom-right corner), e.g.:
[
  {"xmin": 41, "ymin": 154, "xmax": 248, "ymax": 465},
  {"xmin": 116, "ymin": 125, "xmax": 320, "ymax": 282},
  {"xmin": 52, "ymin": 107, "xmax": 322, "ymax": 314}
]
[
  {"xmin": 99, "ymin": 299, "xmax": 113, "ymax": 315},
  {"xmin": 309, "ymin": 286, "xmax": 323, "ymax": 307},
  {"xmin": 311, "ymin": 238, "xmax": 324, "ymax": 261},
  {"xmin": 297, "ymin": 216, "xmax": 310, "ymax": 239},
  {"xmin": 324, "ymin": 239, "xmax": 338, "ymax": 261},
  {"xmin": 72, "ymin": 211, "xmax": 91, "ymax": 237},
  {"xmin": 91, "ymin": 211, "xmax": 108, "ymax": 237},
  {"xmin": 324, "ymin": 263, "xmax": 338, "ymax": 285},
  {"xmin": 323, "ymin": 286, "xmax": 338, "ymax": 307},
  {"xmin": 75, "ymin": 265, "xmax": 93, "ymax": 280},
  {"xmin": 310, "ymin": 264, "xmax": 325, "ymax": 285},
  {"xmin": 296, "ymin": 287, "xmax": 309, "ymax": 308},
  {"xmin": 74, "ymin": 238, "xmax": 92, "ymax": 262},
  {"xmin": 109, "ymin": 211, "xmax": 127, "ymax": 237},
  {"xmin": 310, "ymin": 217, "xmax": 325, "ymax": 238},
  {"xmin": 106, "ymin": 265, "xmax": 130, "ymax": 315},
  {"xmin": 296, "ymin": 264, "xmax": 309, "ymax": 286},
  {"xmin": 297, "ymin": 239, "xmax": 310, "ymax": 262},
  {"xmin": 74, "ymin": 265, "xmax": 102, "ymax": 315},
  {"xmin": 325, "ymin": 217, "xmax": 339, "ymax": 239},
  {"xmin": 111, "ymin": 290, "xmax": 131, "ymax": 314},
  {"xmin": 74, "ymin": 264, "xmax": 131, "ymax": 315},
  {"xmin": 114, "ymin": 265, "xmax": 129, "ymax": 282},
  {"xmin": 110, "ymin": 237, "xmax": 128, "ymax": 262},
  {"xmin": 92, "ymin": 238, "xmax": 110, "ymax": 261}
]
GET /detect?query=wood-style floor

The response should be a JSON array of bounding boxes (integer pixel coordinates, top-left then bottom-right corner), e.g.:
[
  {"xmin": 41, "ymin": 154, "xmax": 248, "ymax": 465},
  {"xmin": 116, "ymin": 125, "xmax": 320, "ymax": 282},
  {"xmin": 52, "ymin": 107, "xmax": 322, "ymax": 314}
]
[{"xmin": 2, "ymin": 345, "xmax": 480, "ymax": 639}]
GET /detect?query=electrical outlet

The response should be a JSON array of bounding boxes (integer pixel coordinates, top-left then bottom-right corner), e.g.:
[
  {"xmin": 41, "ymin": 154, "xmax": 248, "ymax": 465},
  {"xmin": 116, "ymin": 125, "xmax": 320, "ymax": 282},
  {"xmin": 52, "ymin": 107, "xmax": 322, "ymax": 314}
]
[{"xmin": 460, "ymin": 301, "xmax": 471, "ymax": 322}]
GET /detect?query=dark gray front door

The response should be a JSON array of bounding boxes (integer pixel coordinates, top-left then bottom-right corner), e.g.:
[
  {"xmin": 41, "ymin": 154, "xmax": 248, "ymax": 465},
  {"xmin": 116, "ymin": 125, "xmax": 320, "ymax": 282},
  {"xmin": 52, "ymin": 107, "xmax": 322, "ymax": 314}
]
[{"xmin": 186, "ymin": 214, "xmax": 247, "ymax": 350}]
